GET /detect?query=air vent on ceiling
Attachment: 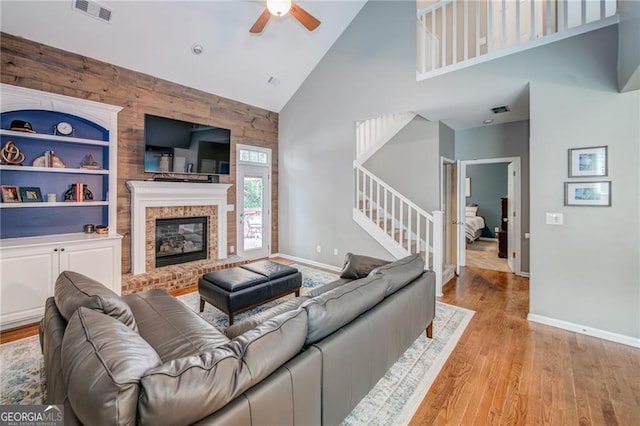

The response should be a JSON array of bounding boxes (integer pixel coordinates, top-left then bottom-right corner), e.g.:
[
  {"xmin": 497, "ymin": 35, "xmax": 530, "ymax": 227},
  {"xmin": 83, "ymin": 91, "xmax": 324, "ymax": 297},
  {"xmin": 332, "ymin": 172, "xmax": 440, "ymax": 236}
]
[
  {"xmin": 73, "ymin": 0, "xmax": 112, "ymax": 23},
  {"xmin": 491, "ymin": 105, "xmax": 510, "ymax": 114}
]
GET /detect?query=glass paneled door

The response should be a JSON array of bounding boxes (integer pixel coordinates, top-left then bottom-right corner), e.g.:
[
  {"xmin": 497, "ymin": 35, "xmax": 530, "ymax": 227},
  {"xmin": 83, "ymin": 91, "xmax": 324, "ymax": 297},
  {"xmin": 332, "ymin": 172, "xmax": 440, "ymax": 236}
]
[{"xmin": 237, "ymin": 145, "xmax": 271, "ymax": 260}]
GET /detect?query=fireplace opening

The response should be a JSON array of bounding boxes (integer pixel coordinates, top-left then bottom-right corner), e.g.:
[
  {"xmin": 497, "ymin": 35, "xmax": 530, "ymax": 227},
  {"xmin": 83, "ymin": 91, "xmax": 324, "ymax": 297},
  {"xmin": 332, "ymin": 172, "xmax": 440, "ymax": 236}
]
[{"xmin": 156, "ymin": 216, "xmax": 208, "ymax": 267}]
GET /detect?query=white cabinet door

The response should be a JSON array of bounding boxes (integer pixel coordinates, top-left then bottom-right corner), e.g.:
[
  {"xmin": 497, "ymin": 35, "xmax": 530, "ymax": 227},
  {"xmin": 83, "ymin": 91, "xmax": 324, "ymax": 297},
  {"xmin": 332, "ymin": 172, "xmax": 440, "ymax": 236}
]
[
  {"xmin": 1, "ymin": 235, "xmax": 122, "ymax": 329},
  {"xmin": 0, "ymin": 244, "xmax": 57, "ymax": 328},
  {"xmin": 59, "ymin": 238, "xmax": 122, "ymax": 295}
]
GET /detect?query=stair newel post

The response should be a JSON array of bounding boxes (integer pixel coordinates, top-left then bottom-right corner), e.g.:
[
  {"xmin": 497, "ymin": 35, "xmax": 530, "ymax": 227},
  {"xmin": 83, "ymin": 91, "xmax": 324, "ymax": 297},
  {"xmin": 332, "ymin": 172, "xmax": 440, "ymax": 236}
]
[
  {"xmin": 391, "ymin": 195, "xmax": 396, "ymax": 242},
  {"xmin": 399, "ymin": 202, "xmax": 404, "ymax": 245},
  {"xmin": 407, "ymin": 205, "xmax": 412, "ymax": 252},
  {"xmin": 368, "ymin": 173, "xmax": 373, "ymax": 220},
  {"xmin": 416, "ymin": 212, "xmax": 421, "ymax": 254},
  {"xmin": 376, "ymin": 182, "xmax": 381, "ymax": 225},
  {"xmin": 383, "ymin": 188, "xmax": 388, "ymax": 234},
  {"xmin": 432, "ymin": 210, "xmax": 444, "ymax": 296}
]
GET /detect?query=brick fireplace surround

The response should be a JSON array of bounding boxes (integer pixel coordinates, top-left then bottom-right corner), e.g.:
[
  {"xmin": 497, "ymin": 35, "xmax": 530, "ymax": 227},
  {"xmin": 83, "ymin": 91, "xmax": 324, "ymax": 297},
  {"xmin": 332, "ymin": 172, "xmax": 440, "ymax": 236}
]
[{"xmin": 121, "ymin": 181, "xmax": 250, "ymax": 294}]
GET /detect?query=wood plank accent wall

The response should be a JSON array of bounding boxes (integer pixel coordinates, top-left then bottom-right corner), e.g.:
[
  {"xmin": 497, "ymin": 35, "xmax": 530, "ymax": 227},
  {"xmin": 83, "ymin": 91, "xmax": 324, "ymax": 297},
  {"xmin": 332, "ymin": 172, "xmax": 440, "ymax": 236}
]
[{"xmin": 1, "ymin": 33, "xmax": 279, "ymax": 275}]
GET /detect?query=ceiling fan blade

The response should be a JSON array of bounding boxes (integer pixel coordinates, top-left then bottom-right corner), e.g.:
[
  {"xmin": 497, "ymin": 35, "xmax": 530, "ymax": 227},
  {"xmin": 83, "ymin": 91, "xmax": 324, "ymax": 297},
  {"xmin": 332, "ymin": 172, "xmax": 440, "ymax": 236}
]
[
  {"xmin": 250, "ymin": 8, "xmax": 271, "ymax": 34},
  {"xmin": 290, "ymin": 3, "xmax": 320, "ymax": 31}
]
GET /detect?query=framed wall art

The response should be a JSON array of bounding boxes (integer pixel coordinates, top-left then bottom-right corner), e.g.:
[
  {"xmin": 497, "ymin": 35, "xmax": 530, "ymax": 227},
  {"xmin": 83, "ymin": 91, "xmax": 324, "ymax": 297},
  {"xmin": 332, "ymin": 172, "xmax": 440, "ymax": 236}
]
[
  {"xmin": 565, "ymin": 181, "xmax": 611, "ymax": 207},
  {"xmin": 19, "ymin": 186, "xmax": 43, "ymax": 202},
  {"xmin": 568, "ymin": 146, "xmax": 607, "ymax": 177}
]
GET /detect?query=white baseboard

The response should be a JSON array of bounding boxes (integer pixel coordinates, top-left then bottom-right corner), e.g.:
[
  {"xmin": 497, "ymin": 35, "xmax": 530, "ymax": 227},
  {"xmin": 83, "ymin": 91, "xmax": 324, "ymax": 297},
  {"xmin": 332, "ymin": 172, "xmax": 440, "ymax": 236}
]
[
  {"xmin": 271, "ymin": 253, "xmax": 342, "ymax": 273},
  {"xmin": 527, "ymin": 313, "xmax": 640, "ymax": 348},
  {"xmin": 518, "ymin": 271, "xmax": 530, "ymax": 278}
]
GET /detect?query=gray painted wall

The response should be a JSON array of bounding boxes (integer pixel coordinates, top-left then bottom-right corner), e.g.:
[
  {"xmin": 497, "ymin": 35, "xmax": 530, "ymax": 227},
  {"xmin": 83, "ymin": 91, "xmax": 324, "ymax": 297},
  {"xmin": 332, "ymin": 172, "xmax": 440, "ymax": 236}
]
[
  {"xmin": 365, "ymin": 116, "xmax": 440, "ymax": 212},
  {"xmin": 279, "ymin": 1, "xmax": 639, "ymax": 339},
  {"xmin": 466, "ymin": 163, "xmax": 508, "ymax": 238},
  {"xmin": 456, "ymin": 120, "xmax": 530, "ymax": 271},
  {"xmin": 439, "ymin": 122, "xmax": 455, "ymax": 161},
  {"xmin": 618, "ymin": 0, "xmax": 640, "ymax": 91},
  {"xmin": 530, "ymin": 81, "xmax": 639, "ymax": 339}
]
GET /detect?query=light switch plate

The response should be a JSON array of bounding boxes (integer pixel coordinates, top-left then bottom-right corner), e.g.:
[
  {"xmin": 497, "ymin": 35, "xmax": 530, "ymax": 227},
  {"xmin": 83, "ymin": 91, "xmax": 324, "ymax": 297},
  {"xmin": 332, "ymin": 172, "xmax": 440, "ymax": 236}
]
[{"xmin": 546, "ymin": 213, "xmax": 563, "ymax": 225}]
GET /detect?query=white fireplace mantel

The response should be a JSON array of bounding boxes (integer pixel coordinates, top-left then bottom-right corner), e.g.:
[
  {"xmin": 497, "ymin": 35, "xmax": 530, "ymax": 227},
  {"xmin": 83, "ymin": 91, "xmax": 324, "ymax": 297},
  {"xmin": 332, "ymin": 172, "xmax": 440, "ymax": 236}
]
[{"xmin": 126, "ymin": 180, "xmax": 233, "ymax": 275}]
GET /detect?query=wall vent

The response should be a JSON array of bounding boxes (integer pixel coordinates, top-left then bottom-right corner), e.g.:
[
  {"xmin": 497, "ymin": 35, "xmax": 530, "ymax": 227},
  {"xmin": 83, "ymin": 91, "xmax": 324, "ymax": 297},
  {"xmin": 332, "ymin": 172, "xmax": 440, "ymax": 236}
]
[
  {"xmin": 491, "ymin": 105, "xmax": 510, "ymax": 114},
  {"xmin": 73, "ymin": 0, "xmax": 113, "ymax": 23}
]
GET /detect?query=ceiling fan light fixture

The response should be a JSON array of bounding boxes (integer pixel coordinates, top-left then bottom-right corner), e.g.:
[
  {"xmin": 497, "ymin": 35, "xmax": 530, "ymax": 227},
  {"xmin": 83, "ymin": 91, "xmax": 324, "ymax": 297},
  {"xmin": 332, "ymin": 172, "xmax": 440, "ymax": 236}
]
[{"xmin": 266, "ymin": 0, "xmax": 292, "ymax": 17}]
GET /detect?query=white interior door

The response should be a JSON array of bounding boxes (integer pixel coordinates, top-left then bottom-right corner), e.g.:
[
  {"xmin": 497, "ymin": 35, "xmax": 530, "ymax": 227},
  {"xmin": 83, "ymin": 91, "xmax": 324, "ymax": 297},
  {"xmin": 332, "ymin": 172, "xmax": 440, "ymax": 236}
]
[
  {"xmin": 236, "ymin": 145, "xmax": 271, "ymax": 260},
  {"xmin": 456, "ymin": 160, "xmax": 465, "ymax": 275},
  {"xmin": 507, "ymin": 162, "xmax": 516, "ymax": 272},
  {"xmin": 442, "ymin": 160, "xmax": 458, "ymax": 276}
]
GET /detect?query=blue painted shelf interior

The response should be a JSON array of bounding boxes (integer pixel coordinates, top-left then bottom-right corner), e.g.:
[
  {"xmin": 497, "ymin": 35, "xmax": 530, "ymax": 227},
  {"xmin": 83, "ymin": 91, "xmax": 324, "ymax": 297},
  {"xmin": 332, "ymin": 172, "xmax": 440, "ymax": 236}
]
[{"xmin": 1, "ymin": 110, "xmax": 110, "ymax": 238}]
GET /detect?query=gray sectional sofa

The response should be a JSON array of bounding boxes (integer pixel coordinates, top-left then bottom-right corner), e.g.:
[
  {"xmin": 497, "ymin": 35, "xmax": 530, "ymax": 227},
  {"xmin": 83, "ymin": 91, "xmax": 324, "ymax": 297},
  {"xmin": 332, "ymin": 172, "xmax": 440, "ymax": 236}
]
[{"xmin": 39, "ymin": 253, "xmax": 435, "ymax": 425}]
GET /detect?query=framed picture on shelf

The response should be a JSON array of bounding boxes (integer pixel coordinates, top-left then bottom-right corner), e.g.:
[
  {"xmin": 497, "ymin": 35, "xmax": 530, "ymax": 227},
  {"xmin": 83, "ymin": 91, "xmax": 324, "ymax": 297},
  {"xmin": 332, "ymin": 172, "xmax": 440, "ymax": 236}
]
[
  {"xmin": 19, "ymin": 186, "xmax": 43, "ymax": 202},
  {"xmin": 565, "ymin": 181, "xmax": 611, "ymax": 207},
  {"xmin": 568, "ymin": 146, "xmax": 607, "ymax": 177},
  {"xmin": 1, "ymin": 185, "xmax": 21, "ymax": 203}
]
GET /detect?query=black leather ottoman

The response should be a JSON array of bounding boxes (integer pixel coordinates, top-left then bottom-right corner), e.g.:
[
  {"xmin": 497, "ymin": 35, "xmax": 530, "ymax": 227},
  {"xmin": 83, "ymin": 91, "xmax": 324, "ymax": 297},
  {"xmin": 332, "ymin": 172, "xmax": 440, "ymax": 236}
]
[{"xmin": 198, "ymin": 260, "xmax": 302, "ymax": 324}]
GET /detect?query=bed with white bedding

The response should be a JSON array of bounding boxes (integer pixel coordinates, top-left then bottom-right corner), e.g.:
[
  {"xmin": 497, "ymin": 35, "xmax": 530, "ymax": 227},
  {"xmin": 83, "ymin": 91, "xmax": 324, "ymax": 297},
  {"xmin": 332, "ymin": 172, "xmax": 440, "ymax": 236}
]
[{"xmin": 465, "ymin": 205, "xmax": 485, "ymax": 243}]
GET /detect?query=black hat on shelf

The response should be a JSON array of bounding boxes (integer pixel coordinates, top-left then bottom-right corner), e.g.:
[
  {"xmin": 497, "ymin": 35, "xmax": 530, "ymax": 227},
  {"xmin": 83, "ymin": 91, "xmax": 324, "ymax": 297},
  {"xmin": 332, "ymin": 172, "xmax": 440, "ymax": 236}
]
[{"xmin": 10, "ymin": 120, "xmax": 36, "ymax": 133}]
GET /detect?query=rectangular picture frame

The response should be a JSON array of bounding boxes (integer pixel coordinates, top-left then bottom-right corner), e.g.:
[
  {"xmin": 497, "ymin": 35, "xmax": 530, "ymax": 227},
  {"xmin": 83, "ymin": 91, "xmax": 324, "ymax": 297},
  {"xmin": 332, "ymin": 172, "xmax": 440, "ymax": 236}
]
[
  {"xmin": 19, "ymin": 186, "xmax": 43, "ymax": 203},
  {"xmin": 565, "ymin": 181, "xmax": 611, "ymax": 207},
  {"xmin": 569, "ymin": 146, "xmax": 607, "ymax": 177},
  {"xmin": 1, "ymin": 185, "xmax": 21, "ymax": 203}
]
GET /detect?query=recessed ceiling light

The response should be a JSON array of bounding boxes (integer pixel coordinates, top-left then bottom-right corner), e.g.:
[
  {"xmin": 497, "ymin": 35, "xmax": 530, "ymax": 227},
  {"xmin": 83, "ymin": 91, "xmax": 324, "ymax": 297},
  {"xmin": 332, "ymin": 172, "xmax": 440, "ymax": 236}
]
[
  {"xmin": 267, "ymin": 76, "xmax": 280, "ymax": 85},
  {"xmin": 191, "ymin": 44, "xmax": 203, "ymax": 55},
  {"xmin": 483, "ymin": 119, "xmax": 494, "ymax": 124}
]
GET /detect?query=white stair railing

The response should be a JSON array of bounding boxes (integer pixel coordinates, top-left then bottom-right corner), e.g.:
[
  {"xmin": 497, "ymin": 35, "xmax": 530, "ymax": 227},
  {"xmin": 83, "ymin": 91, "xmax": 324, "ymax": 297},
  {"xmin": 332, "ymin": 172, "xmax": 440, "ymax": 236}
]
[
  {"xmin": 353, "ymin": 162, "xmax": 443, "ymax": 294},
  {"xmin": 417, "ymin": 0, "xmax": 618, "ymax": 79}
]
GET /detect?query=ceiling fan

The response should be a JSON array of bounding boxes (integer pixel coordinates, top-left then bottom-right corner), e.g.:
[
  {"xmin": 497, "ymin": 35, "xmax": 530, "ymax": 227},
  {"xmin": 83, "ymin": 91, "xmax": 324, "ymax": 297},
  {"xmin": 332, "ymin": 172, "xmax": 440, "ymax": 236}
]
[{"xmin": 250, "ymin": 0, "xmax": 320, "ymax": 34}]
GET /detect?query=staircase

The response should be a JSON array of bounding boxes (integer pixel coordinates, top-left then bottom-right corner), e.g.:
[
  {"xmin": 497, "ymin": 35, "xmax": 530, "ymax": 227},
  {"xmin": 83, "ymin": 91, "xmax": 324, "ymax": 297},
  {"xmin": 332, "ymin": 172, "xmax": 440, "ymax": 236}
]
[{"xmin": 353, "ymin": 113, "xmax": 444, "ymax": 295}]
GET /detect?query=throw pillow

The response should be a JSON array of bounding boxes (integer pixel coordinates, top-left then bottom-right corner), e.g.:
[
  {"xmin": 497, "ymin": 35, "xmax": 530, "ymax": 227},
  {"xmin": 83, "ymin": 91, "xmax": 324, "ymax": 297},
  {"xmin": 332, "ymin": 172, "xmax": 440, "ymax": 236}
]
[
  {"xmin": 339, "ymin": 252, "xmax": 391, "ymax": 279},
  {"xmin": 62, "ymin": 307, "xmax": 161, "ymax": 425},
  {"xmin": 54, "ymin": 270, "xmax": 138, "ymax": 331}
]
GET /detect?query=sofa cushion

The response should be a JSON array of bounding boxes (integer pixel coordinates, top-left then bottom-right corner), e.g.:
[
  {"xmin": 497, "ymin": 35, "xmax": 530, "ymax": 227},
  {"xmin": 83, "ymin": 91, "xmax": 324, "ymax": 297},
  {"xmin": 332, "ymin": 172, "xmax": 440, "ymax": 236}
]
[
  {"xmin": 301, "ymin": 274, "xmax": 388, "ymax": 346},
  {"xmin": 54, "ymin": 271, "xmax": 137, "ymax": 331},
  {"xmin": 124, "ymin": 289, "xmax": 230, "ymax": 362},
  {"xmin": 224, "ymin": 297, "xmax": 310, "ymax": 339},
  {"xmin": 369, "ymin": 253, "xmax": 425, "ymax": 296},
  {"xmin": 306, "ymin": 278, "xmax": 352, "ymax": 297},
  {"xmin": 339, "ymin": 253, "xmax": 391, "ymax": 279},
  {"xmin": 62, "ymin": 307, "xmax": 162, "ymax": 426},
  {"xmin": 138, "ymin": 308, "xmax": 308, "ymax": 426}
]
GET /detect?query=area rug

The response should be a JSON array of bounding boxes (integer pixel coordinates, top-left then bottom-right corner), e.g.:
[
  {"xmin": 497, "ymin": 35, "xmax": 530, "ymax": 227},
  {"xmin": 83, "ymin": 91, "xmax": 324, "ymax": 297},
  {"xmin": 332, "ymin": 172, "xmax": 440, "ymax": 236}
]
[{"xmin": 0, "ymin": 263, "xmax": 473, "ymax": 425}]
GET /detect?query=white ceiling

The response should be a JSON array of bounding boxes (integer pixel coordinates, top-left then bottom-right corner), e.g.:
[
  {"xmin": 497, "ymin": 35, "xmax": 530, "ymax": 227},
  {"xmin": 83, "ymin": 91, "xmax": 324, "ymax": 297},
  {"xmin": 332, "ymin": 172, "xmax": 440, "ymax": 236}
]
[
  {"xmin": 0, "ymin": 0, "xmax": 367, "ymax": 113},
  {"xmin": 1, "ymin": 0, "xmax": 528, "ymax": 129}
]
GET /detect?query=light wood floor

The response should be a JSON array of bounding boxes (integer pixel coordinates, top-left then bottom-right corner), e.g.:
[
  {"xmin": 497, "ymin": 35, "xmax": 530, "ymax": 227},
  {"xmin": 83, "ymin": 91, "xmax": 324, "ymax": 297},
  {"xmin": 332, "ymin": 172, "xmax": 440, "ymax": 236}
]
[{"xmin": 410, "ymin": 266, "xmax": 640, "ymax": 426}]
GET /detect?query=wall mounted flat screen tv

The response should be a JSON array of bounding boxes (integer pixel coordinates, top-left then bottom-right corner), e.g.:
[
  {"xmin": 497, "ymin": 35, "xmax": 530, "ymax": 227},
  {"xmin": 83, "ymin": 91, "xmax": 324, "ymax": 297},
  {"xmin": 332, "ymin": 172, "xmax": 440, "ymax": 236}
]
[{"xmin": 144, "ymin": 114, "xmax": 231, "ymax": 175}]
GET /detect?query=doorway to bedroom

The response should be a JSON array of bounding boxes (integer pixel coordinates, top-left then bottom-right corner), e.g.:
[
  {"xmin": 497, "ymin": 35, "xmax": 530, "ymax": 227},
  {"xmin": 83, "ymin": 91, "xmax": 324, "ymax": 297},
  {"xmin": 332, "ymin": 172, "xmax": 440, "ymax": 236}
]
[{"xmin": 458, "ymin": 157, "xmax": 521, "ymax": 275}]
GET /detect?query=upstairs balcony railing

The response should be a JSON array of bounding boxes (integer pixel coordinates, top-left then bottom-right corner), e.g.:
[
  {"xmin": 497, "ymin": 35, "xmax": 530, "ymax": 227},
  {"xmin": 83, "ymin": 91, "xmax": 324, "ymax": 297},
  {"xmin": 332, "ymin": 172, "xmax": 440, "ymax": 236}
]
[{"xmin": 417, "ymin": 0, "xmax": 618, "ymax": 78}]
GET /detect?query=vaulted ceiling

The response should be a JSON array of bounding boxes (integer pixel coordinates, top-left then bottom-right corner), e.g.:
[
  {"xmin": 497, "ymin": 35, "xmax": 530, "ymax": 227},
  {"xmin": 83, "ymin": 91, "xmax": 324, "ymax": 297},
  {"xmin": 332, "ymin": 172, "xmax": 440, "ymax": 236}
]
[
  {"xmin": 1, "ymin": 0, "xmax": 535, "ymax": 129},
  {"xmin": 1, "ymin": 0, "xmax": 367, "ymax": 113}
]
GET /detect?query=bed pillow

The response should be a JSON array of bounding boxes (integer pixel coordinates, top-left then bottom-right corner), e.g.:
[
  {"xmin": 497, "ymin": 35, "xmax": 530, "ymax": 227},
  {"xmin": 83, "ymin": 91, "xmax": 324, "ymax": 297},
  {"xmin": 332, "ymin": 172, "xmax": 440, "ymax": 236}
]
[{"xmin": 465, "ymin": 205, "xmax": 479, "ymax": 217}]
